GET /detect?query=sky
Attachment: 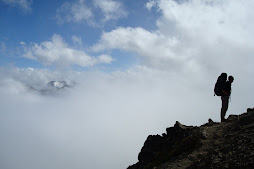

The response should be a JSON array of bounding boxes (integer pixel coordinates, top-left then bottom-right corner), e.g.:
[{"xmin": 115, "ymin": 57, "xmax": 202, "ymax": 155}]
[{"xmin": 0, "ymin": 0, "xmax": 254, "ymax": 169}]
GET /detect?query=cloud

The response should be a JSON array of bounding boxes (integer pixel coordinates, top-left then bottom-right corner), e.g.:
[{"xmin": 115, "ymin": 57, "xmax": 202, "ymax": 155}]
[
  {"xmin": 72, "ymin": 36, "xmax": 83, "ymax": 46},
  {"xmin": 92, "ymin": 27, "xmax": 180, "ymax": 70},
  {"xmin": 0, "ymin": 41, "xmax": 6, "ymax": 53},
  {"xmin": 23, "ymin": 34, "xmax": 113, "ymax": 67},
  {"xmin": 20, "ymin": 41, "xmax": 26, "ymax": 45},
  {"xmin": 93, "ymin": 0, "xmax": 254, "ymax": 74},
  {"xmin": 145, "ymin": 0, "xmax": 156, "ymax": 11},
  {"xmin": 0, "ymin": 65, "xmax": 253, "ymax": 169},
  {"xmin": 56, "ymin": 0, "xmax": 127, "ymax": 26},
  {"xmin": 56, "ymin": 0, "xmax": 94, "ymax": 25},
  {"xmin": 1, "ymin": 0, "xmax": 32, "ymax": 13},
  {"xmin": 93, "ymin": 0, "xmax": 127, "ymax": 22}
]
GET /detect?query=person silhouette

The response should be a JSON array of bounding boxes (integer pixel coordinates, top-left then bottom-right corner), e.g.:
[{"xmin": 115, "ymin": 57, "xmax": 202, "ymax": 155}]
[{"xmin": 221, "ymin": 75, "xmax": 234, "ymax": 122}]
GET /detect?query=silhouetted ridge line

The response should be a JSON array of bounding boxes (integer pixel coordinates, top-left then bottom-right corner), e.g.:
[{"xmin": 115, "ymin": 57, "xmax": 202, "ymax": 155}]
[{"xmin": 128, "ymin": 108, "xmax": 254, "ymax": 169}]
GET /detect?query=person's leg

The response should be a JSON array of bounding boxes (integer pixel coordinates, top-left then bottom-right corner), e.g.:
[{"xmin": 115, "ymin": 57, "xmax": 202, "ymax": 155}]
[{"xmin": 221, "ymin": 96, "xmax": 229, "ymax": 122}]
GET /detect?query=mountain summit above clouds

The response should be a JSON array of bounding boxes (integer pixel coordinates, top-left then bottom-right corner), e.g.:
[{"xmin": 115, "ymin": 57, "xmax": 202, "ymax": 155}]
[
  {"xmin": 128, "ymin": 108, "xmax": 254, "ymax": 169},
  {"xmin": 47, "ymin": 81, "xmax": 70, "ymax": 89},
  {"xmin": 28, "ymin": 80, "xmax": 76, "ymax": 95}
]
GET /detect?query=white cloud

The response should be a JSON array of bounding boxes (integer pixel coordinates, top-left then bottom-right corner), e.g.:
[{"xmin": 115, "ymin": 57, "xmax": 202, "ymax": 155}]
[
  {"xmin": 71, "ymin": 35, "xmax": 83, "ymax": 46},
  {"xmin": 93, "ymin": 0, "xmax": 254, "ymax": 75},
  {"xmin": 0, "ymin": 65, "xmax": 253, "ymax": 169},
  {"xmin": 2, "ymin": 0, "xmax": 32, "ymax": 13},
  {"xmin": 23, "ymin": 34, "xmax": 113, "ymax": 67},
  {"xmin": 0, "ymin": 41, "xmax": 6, "ymax": 53},
  {"xmin": 93, "ymin": 27, "xmax": 181, "ymax": 70},
  {"xmin": 98, "ymin": 54, "xmax": 114, "ymax": 64},
  {"xmin": 56, "ymin": 0, "xmax": 94, "ymax": 25},
  {"xmin": 145, "ymin": 0, "xmax": 156, "ymax": 11},
  {"xmin": 56, "ymin": 0, "xmax": 127, "ymax": 26},
  {"xmin": 20, "ymin": 41, "xmax": 26, "ymax": 45},
  {"xmin": 93, "ymin": 0, "xmax": 127, "ymax": 22}
]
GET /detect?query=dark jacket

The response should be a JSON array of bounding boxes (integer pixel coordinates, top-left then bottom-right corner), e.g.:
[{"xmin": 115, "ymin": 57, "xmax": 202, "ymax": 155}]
[{"xmin": 225, "ymin": 81, "xmax": 232, "ymax": 96}]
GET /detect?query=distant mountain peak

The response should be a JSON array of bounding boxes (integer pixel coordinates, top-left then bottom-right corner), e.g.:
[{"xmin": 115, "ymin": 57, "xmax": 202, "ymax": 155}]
[
  {"xmin": 47, "ymin": 81, "xmax": 68, "ymax": 88},
  {"xmin": 27, "ymin": 80, "xmax": 76, "ymax": 95}
]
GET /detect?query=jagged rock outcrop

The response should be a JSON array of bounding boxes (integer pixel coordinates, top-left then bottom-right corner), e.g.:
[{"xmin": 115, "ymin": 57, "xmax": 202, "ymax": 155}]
[{"xmin": 128, "ymin": 108, "xmax": 254, "ymax": 169}]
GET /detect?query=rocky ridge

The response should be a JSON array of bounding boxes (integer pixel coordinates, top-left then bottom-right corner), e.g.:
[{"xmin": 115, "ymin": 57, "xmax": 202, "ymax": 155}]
[{"xmin": 128, "ymin": 108, "xmax": 254, "ymax": 169}]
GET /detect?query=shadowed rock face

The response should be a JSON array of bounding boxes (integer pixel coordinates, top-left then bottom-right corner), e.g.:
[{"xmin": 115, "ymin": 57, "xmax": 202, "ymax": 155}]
[{"xmin": 128, "ymin": 108, "xmax": 254, "ymax": 169}]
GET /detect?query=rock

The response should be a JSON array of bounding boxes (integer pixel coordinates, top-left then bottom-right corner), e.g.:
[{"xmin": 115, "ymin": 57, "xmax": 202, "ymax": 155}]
[
  {"xmin": 128, "ymin": 109, "xmax": 254, "ymax": 169},
  {"xmin": 227, "ymin": 115, "xmax": 239, "ymax": 122},
  {"xmin": 201, "ymin": 126, "xmax": 208, "ymax": 139},
  {"xmin": 208, "ymin": 118, "xmax": 213, "ymax": 123},
  {"xmin": 247, "ymin": 108, "xmax": 254, "ymax": 112}
]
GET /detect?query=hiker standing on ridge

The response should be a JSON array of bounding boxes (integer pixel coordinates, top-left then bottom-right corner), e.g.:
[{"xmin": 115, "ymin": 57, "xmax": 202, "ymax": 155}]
[
  {"xmin": 214, "ymin": 73, "xmax": 234, "ymax": 122},
  {"xmin": 220, "ymin": 75, "xmax": 234, "ymax": 122}
]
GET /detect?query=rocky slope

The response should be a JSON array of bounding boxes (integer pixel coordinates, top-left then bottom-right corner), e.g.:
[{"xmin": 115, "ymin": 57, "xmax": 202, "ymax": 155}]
[{"xmin": 128, "ymin": 108, "xmax": 254, "ymax": 169}]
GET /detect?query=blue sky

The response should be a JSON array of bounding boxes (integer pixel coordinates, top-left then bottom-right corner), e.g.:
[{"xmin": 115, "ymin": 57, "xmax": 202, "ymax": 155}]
[
  {"xmin": 1, "ymin": 1, "xmax": 254, "ymax": 169},
  {"xmin": 0, "ymin": 0, "xmax": 159, "ymax": 70},
  {"xmin": 1, "ymin": 0, "xmax": 252, "ymax": 74}
]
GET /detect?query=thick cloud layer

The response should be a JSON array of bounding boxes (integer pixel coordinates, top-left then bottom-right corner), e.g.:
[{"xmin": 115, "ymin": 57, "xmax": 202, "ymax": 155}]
[{"xmin": 0, "ymin": 66, "xmax": 253, "ymax": 169}]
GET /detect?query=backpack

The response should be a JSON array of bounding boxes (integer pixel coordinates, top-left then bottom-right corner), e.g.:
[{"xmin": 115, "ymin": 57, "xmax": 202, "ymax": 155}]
[{"xmin": 214, "ymin": 73, "xmax": 227, "ymax": 96}]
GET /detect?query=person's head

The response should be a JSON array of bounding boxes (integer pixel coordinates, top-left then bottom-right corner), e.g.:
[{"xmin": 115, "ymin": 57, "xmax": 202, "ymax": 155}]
[{"xmin": 228, "ymin": 75, "xmax": 234, "ymax": 83}]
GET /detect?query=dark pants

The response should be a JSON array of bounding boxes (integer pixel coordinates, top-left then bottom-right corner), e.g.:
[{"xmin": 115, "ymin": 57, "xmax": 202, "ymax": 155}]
[{"xmin": 221, "ymin": 96, "xmax": 229, "ymax": 122}]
